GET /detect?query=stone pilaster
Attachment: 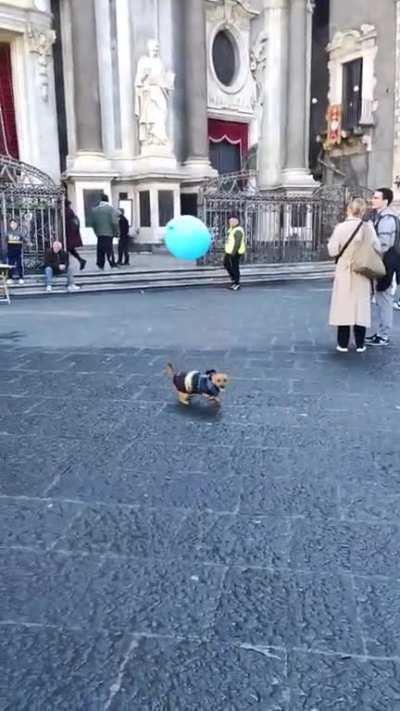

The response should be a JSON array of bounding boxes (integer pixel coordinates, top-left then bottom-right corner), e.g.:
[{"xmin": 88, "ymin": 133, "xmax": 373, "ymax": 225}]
[
  {"xmin": 281, "ymin": 0, "xmax": 316, "ymax": 190},
  {"xmin": 183, "ymin": 0, "xmax": 215, "ymax": 179},
  {"xmin": 69, "ymin": 0, "xmax": 102, "ymax": 154},
  {"xmin": 115, "ymin": 0, "xmax": 137, "ymax": 163},
  {"xmin": 258, "ymin": 0, "xmax": 289, "ymax": 190}
]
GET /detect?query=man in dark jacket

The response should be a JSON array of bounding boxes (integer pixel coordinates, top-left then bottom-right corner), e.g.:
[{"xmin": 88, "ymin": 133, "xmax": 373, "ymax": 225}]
[
  {"xmin": 44, "ymin": 241, "xmax": 80, "ymax": 293},
  {"xmin": 117, "ymin": 209, "xmax": 131, "ymax": 266},
  {"xmin": 365, "ymin": 188, "xmax": 398, "ymax": 346},
  {"xmin": 90, "ymin": 194, "xmax": 119, "ymax": 270}
]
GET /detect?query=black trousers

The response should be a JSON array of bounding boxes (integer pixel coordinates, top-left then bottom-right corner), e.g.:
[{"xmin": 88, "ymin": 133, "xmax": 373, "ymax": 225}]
[
  {"xmin": 68, "ymin": 247, "xmax": 84, "ymax": 265},
  {"xmin": 118, "ymin": 237, "xmax": 130, "ymax": 265},
  {"xmin": 223, "ymin": 254, "xmax": 241, "ymax": 285},
  {"xmin": 337, "ymin": 325, "xmax": 366, "ymax": 349},
  {"xmin": 7, "ymin": 244, "xmax": 23, "ymax": 279},
  {"xmin": 96, "ymin": 236, "xmax": 116, "ymax": 269}
]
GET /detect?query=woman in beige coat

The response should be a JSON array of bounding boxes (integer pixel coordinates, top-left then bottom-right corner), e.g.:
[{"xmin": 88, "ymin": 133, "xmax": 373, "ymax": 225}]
[{"xmin": 328, "ymin": 198, "xmax": 381, "ymax": 352}]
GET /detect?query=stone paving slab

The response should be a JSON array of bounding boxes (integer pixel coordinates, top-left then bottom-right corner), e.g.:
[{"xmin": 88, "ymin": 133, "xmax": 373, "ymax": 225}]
[{"xmin": 1, "ymin": 283, "xmax": 400, "ymax": 709}]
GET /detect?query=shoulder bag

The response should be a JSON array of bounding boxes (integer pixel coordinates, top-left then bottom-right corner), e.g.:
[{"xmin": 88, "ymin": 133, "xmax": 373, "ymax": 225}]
[{"xmin": 351, "ymin": 224, "xmax": 386, "ymax": 280}]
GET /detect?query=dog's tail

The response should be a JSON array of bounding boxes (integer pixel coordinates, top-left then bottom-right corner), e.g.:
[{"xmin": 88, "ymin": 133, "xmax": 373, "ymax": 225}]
[{"xmin": 165, "ymin": 362, "xmax": 175, "ymax": 379}]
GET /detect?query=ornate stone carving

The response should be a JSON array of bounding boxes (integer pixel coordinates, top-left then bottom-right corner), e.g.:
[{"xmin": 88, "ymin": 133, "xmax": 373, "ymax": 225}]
[
  {"xmin": 250, "ymin": 32, "xmax": 267, "ymax": 107},
  {"xmin": 134, "ymin": 40, "xmax": 175, "ymax": 153},
  {"xmin": 26, "ymin": 25, "xmax": 56, "ymax": 102},
  {"xmin": 206, "ymin": 0, "xmax": 258, "ymax": 120}
]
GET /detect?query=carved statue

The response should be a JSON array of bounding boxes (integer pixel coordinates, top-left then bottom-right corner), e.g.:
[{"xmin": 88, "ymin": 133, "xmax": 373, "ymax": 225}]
[{"xmin": 134, "ymin": 40, "xmax": 175, "ymax": 150}]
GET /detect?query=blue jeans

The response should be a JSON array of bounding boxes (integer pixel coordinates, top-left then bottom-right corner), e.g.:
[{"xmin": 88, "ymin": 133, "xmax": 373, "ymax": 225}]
[{"xmin": 45, "ymin": 266, "xmax": 74, "ymax": 287}]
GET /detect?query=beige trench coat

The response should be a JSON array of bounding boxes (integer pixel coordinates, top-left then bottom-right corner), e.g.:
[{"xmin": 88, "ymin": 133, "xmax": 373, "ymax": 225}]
[{"xmin": 328, "ymin": 218, "xmax": 381, "ymax": 328}]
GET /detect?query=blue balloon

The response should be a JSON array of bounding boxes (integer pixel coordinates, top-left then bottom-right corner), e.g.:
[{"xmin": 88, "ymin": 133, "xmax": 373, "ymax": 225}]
[{"xmin": 164, "ymin": 216, "xmax": 212, "ymax": 260}]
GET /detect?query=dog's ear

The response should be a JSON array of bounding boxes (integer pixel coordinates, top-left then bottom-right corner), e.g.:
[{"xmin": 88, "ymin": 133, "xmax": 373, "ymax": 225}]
[{"xmin": 205, "ymin": 369, "xmax": 216, "ymax": 376}]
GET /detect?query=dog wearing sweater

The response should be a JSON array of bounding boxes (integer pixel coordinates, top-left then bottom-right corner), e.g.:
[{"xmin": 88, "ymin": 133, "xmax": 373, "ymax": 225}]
[{"xmin": 166, "ymin": 362, "xmax": 228, "ymax": 406}]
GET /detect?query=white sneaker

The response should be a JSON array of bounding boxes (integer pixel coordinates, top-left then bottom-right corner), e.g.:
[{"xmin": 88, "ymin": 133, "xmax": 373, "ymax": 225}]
[
  {"xmin": 67, "ymin": 284, "xmax": 80, "ymax": 292},
  {"xmin": 7, "ymin": 279, "xmax": 13, "ymax": 286},
  {"xmin": 336, "ymin": 345, "xmax": 348, "ymax": 352},
  {"xmin": 18, "ymin": 279, "xmax": 24, "ymax": 285},
  {"xmin": 356, "ymin": 346, "xmax": 366, "ymax": 353},
  {"xmin": 46, "ymin": 285, "xmax": 52, "ymax": 292}
]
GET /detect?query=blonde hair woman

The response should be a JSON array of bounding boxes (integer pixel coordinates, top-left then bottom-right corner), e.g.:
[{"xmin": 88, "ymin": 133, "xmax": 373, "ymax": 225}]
[{"xmin": 328, "ymin": 197, "xmax": 381, "ymax": 352}]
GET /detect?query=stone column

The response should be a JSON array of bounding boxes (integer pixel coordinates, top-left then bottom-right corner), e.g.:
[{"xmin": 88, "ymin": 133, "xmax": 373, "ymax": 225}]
[
  {"xmin": 70, "ymin": 0, "xmax": 102, "ymax": 153},
  {"xmin": 183, "ymin": 0, "xmax": 215, "ymax": 177},
  {"xmin": 281, "ymin": 0, "xmax": 316, "ymax": 189},
  {"xmin": 258, "ymin": 0, "xmax": 289, "ymax": 189}
]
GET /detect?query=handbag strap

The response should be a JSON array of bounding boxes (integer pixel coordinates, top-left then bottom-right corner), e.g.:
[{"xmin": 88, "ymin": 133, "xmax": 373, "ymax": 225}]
[{"xmin": 335, "ymin": 220, "xmax": 363, "ymax": 264}]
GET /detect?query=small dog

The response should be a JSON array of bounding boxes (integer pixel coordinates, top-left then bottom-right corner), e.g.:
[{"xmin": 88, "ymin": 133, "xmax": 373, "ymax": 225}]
[{"xmin": 166, "ymin": 362, "xmax": 228, "ymax": 406}]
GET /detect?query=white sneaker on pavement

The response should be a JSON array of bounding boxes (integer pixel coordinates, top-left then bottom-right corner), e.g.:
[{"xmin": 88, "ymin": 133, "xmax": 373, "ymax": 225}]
[
  {"xmin": 67, "ymin": 284, "xmax": 80, "ymax": 292},
  {"xmin": 18, "ymin": 279, "xmax": 24, "ymax": 285},
  {"xmin": 46, "ymin": 285, "xmax": 52, "ymax": 292}
]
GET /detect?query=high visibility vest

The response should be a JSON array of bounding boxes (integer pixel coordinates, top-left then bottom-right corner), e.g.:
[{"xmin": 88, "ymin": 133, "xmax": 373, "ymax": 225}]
[{"xmin": 225, "ymin": 225, "xmax": 246, "ymax": 255}]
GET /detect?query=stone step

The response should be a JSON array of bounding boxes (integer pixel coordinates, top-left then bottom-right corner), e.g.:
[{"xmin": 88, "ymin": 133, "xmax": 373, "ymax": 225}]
[{"xmin": 6, "ymin": 262, "xmax": 334, "ymax": 297}]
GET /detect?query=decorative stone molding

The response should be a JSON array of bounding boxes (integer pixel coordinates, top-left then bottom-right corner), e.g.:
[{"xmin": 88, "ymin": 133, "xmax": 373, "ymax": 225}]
[
  {"xmin": 250, "ymin": 31, "xmax": 267, "ymax": 108},
  {"xmin": 26, "ymin": 24, "xmax": 56, "ymax": 102},
  {"xmin": 206, "ymin": 0, "xmax": 259, "ymax": 120},
  {"xmin": 249, "ymin": 31, "xmax": 267, "ymax": 146},
  {"xmin": 327, "ymin": 24, "xmax": 378, "ymax": 127}
]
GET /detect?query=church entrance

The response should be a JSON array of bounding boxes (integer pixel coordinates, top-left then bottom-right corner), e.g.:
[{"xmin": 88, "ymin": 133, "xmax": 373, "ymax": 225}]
[
  {"xmin": 0, "ymin": 43, "xmax": 19, "ymax": 158},
  {"xmin": 208, "ymin": 119, "xmax": 248, "ymax": 174}
]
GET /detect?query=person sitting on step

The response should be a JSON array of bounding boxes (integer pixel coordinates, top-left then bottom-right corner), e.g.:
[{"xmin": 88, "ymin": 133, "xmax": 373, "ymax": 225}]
[{"xmin": 44, "ymin": 241, "xmax": 80, "ymax": 293}]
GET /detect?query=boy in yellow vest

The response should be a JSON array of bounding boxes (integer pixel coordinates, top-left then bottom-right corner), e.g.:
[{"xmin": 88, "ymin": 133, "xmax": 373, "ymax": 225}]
[{"xmin": 223, "ymin": 215, "xmax": 246, "ymax": 291}]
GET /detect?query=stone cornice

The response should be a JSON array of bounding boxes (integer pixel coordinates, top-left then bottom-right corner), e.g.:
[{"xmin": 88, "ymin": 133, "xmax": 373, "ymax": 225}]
[
  {"xmin": 205, "ymin": 0, "xmax": 260, "ymax": 16},
  {"xmin": 261, "ymin": 0, "xmax": 288, "ymax": 10}
]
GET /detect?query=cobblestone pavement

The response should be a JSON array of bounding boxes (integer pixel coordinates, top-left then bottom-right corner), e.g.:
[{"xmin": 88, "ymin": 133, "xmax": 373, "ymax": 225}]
[{"xmin": 1, "ymin": 283, "xmax": 400, "ymax": 710}]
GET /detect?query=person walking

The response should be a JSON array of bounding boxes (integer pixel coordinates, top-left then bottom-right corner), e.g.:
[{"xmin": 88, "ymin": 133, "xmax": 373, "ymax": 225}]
[
  {"xmin": 117, "ymin": 208, "xmax": 131, "ymax": 266},
  {"xmin": 223, "ymin": 215, "xmax": 246, "ymax": 291},
  {"xmin": 365, "ymin": 188, "xmax": 398, "ymax": 346},
  {"xmin": 328, "ymin": 198, "xmax": 381, "ymax": 353},
  {"xmin": 44, "ymin": 240, "xmax": 80, "ymax": 293},
  {"xmin": 90, "ymin": 194, "xmax": 119, "ymax": 270},
  {"xmin": 65, "ymin": 200, "xmax": 86, "ymax": 271}
]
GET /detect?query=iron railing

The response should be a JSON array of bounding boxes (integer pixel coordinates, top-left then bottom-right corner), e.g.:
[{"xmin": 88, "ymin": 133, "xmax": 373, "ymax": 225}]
[
  {"xmin": 198, "ymin": 171, "xmax": 373, "ymax": 265},
  {"xmin": 0, "ymin": 155, "xmax": 65, "ymax": 272}
]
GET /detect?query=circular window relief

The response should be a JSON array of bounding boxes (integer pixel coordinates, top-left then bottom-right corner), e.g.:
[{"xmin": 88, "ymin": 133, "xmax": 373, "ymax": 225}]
[{"xmin": 212, "ymin": 30, "xmax": 237, "ymax": 86}]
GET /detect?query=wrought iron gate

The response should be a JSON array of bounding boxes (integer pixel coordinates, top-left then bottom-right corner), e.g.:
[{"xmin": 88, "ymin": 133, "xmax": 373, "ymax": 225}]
[
  {"xmin": 0, "ymin": 155, "xmax": 65, "ymax": 272},
  {"xmin": 198, "ymin": 171, "xmax": 372, "ymax": 265}
]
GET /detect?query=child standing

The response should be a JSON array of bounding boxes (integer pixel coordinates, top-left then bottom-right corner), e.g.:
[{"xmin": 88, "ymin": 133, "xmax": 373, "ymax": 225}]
[{"xmin": 7, "ymin": 219, "xmax": 28, "ymax": 285}]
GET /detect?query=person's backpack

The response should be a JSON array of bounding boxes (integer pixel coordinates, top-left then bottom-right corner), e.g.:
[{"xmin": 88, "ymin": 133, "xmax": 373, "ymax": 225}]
[{"xmin": 375, "ymin": 212, "xmax": 400, "ymax": 255}]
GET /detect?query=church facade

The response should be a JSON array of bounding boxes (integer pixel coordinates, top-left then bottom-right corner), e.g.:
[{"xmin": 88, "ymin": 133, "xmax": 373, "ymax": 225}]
[
  {"xmin": 2, "ymin": 0, "xmax": 400, "ymax": 246},
  {"xmin": 54, "ymin": 0, "xmax": 317, "ymax": 244}
]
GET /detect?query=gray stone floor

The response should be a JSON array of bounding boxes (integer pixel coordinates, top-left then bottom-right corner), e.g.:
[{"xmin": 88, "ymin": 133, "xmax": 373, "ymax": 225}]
[{"xmin": 1, "ymin": 282, "xmax": 400, "ymax": 710}]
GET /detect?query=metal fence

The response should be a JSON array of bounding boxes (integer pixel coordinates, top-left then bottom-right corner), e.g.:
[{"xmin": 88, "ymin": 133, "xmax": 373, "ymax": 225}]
[
  {"xmin": 0, "ymin": 155, "xmax": 65, "ymax": 272},
  {"xmin": 198, "ymin": 171, "xmax": 372, "ymax": 265}
]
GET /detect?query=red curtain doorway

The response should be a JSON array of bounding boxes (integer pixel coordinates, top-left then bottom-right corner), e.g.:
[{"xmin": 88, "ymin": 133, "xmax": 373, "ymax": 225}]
[
  {"xmin": 208, "ymin": 119, "xmax": 248, "ymax": 174},
  {"xmin": 0, "ymin": 43, "xmax": 19, "ymax": 158}
]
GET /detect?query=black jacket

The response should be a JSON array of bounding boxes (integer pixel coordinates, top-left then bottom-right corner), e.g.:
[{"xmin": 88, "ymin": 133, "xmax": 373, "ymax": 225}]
[
  {"xmin": 119, "ymin": 215, "xmax": 130, "ymax": 239},
  {"xmin": 44, "ymin": 248, "xmax": 69, "ymax": 274}
]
